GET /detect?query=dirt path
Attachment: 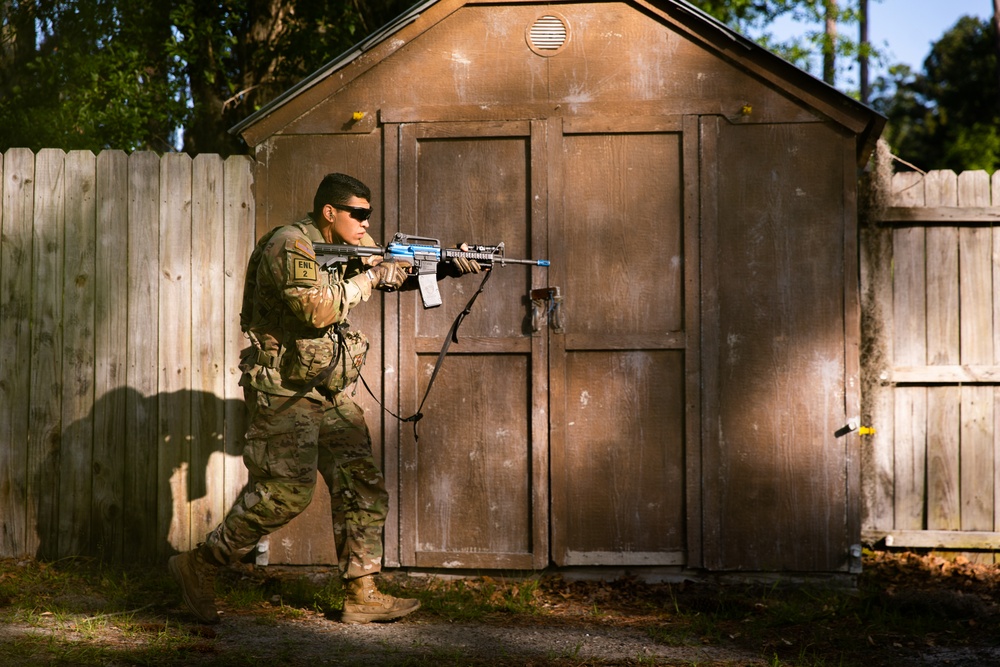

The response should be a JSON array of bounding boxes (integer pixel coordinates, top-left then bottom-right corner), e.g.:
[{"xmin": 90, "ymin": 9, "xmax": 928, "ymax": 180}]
[{"xmin": 205, "ymin": 611, "xmax": 766, "ymax": 666}]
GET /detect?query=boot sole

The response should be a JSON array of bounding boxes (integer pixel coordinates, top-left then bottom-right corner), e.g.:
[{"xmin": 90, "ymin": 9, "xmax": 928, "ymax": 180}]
[
  {"xmin": 341, "ymin": 600, "xmax": 421, "ymax": 624},
  {"xmin": 168, "ymin": 555, "xmax": 221, "ymax": 625}
]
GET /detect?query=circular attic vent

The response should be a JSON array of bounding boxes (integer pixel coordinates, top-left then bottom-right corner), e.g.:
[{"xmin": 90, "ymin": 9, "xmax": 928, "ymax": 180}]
[{"xmin": 527, "ymin": 14, "xmax": 569, "ymax": 56}]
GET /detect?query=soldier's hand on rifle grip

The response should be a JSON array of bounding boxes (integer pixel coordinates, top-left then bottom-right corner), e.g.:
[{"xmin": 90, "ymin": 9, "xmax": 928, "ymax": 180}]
[{"xmin": 367, "ymin": 261, "xmax": 411, "ymax": 291}]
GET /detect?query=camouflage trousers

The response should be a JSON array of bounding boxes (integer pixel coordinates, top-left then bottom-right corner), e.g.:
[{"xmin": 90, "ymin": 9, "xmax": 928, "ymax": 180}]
[{"xmin": 203, "ymin": 387, "xmax": 388, "ymax": 580}]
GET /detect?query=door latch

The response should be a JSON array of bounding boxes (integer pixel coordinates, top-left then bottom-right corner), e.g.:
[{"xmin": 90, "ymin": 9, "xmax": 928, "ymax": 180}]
[{"xmin": 531, "ymin": 287, "xmax": 564, "ymax": 334}]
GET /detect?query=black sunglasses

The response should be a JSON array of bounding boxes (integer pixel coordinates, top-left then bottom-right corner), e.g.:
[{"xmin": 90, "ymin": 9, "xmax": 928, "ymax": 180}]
[{"xmin": 331, "ymin": 203, "xmax": 374, "ymax": 221}]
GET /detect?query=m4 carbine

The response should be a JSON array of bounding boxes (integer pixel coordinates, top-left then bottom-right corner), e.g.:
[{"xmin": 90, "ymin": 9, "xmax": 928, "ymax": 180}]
[{"xmin": 314, "ymin": 233, "xmax": 549, "ymax": 308}]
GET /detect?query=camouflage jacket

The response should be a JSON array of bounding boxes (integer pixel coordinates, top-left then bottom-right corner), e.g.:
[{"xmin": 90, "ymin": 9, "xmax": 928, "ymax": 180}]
[{"xmin": 239, "ymin": 218, "xmax": 377, "ymax": 399}]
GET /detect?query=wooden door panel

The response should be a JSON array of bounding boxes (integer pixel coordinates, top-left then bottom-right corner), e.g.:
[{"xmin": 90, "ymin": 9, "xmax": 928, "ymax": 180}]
[
  {"xmin": 561, "ymin": 133, "xmax": 683, "ymax": 335},
  {"xmin": 562, "ymin": 350, "xmax": 685, "ymax": 560},
  {"xmin": 398, "ymin": 122, "xmax": 547, "ymax": 569},
  {"xmin": 412, "ymin": 355, "xmax": 532, "ymax": 568},
  {"xmin": 551, "ymin": 127, "xmax": 691, "ymax": 566},
  {"xmin": 409, "ymin": 133, "xmax": 533, "ymax": 340}
]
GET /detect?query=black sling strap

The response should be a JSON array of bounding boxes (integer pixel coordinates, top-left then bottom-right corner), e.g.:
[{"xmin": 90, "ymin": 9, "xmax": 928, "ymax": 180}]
[{"xmin": 359, "ymin": 269, "xmax": 494, "ymax": 445}]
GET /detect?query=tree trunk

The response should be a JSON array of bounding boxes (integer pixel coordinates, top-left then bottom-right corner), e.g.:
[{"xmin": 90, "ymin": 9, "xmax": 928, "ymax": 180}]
[
  {"xmin": 859, "ymin": 0, "xmax": 869, "ymax": 104},
  {"xmin": 993, "ymin": 0, "xmax": 1000, "ymax": 110},
  {"xmin": 823, "ymin": 0, "xmax": 838, "ymax": 85}
]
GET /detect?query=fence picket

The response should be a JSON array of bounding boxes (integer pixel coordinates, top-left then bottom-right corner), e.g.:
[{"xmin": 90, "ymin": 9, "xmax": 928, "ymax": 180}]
[
  {"xmin": 29, "ymin": 149, "xmax": 66, "ymax": 559},
  {"xmin": 891, "ymin": 171, "xmax": 927, "ymax": 531},
  {"xmin": 1, "ymin": 149, "xmax": 36, "ymax": 558},
  {"xmin": 125, "ymin": 151, "xmax": 163, "ymax": 562},
  {"xmin": 59, "ymin": 151, "xmax": 98, "ymax": 557},
  {"xmin": 93, "ymin": 150, "xmax": 129, "ymax": 561},
  {"xmin": 222, "ymin": 157, "xmax": 253, "ymax": 513},
  {"xmin": 159, "ymin": 153, "xmax": 194, "ymax": 557},
  {"xmin": 190, "ymin": 154, "xmax": 227, "ymax": 548},
  {"xmin": 923, "ymin": 170, "xmax": 962, "ymax": 531},
  {"xmin": 957, "ymin": 172, "xmax": 994, "ymax": 537}
]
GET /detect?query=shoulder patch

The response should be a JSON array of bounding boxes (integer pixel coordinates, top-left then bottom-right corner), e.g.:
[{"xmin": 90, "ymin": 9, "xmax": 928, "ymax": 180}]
[
  {"xmin": 291, "ymin": 257, "xmax": 318, "ymax": 282},
  {"xmin": 294, "ymin": 238, "xmax": 316, "ymax": 259}
]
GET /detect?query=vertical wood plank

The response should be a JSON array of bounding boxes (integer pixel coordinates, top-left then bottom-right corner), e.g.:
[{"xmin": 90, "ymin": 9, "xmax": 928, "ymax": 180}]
[
  {"xmin": 397, "ymin": 124, "xmax": 419, "ymax": 567},
  {"xmin": 530, "ymin": 118, "xmax": 552, "ymax": 569},
  {"xmin": 0, "ymin": 149, "xmax": 35, "ymax": 557},
  {"xmin": 994, "ymin": 172, "xmax": 1000, "ymax": 538},
  {"xmin": 545, "ymin": 117, "xmax": 569, "ymax": 566},
  {"xmin": 223, "ymin": 156, "xmax": 253, "ymax": 517},
  {"xmin": 190, "ymin": 155, "xmax": 226, "ymax": 547},
  {"xmin": 957, "ymin": 172, "xmax": 994, "ymax": 537},
  {"xmin": 159, "ymin": 153, "xmax": 193, "ymax": 556},
  {"xmin": 843, "ymin": 138, "xmax": 862, "ymax": 568},
  {"xmin": 682, "ymin": 114, "xmax": 703, "ymax": 568},
  {"xmin": 93, "ymin": 150, "xmax": 129, "ymax": 561},
  {"xmin": 29, "ymin": 149, "xmax": 66, "ymax": 559},
  {"xmin": 924, "ymin": 170, "xmax": 961, "ymax": 530},
  {"xmin": 59, "ymin": 151, "xmax": 97, "ymax": 557},
  {"xmin": 380, "ymin": 125, "xmax": 402, "ymax": 568},
  {"xmin": 125, "ymin": 151, "xmax": 161, "ymax": 563},
  {"xmin": 698, "ymin": 117, "xmax": 721, "ymax": 568},
  {"xmin": 890, "ymin": 172, "xmax": 927, "ymax": 531}
]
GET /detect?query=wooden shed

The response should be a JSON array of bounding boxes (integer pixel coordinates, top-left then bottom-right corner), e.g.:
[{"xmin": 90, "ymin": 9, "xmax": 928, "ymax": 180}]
[{"xmin": 231, "ymin": 0, "xmax": 884, "ymax": 575}]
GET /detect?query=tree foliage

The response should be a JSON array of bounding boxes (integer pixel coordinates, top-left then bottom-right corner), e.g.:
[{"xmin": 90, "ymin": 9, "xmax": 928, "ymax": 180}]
[
  {"xmin": 872, "ymin": 16, "xmax": 1000, "ymax": 172},
  {"xmin": 0, "ymin": 0, "xmax": 413, "ymax": 155},
  {"xmin": 0, "ymin": 0, "xmax": 185, "ymax": 152},
  {"xmin": 689, "ymin": 0, "xmax": 871, "ymax": 85}
]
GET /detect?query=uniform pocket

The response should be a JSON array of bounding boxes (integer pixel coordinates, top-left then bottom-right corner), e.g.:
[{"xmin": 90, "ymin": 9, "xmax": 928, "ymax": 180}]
[
  {"xmin": 243, "ymin": 393, "xmax": 319, "ymax": 481},
  {"xmin": 279, "ymin": 338, "xmax": 338, "ymax": 385}
]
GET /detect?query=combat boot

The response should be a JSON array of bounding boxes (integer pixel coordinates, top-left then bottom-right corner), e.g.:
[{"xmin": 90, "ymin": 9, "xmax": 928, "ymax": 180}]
[
  {"xmin": 341, "ymin": 575, "xmax": 420, "ymax": 624},
  {"xmin": 168, "ymin": 546, "xmax": 220, "ymax": 624}
]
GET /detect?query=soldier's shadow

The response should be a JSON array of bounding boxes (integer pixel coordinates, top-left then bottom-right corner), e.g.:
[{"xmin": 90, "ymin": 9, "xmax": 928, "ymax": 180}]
[{"xmin": 34, "ymin": 387, "xmax": 249, "ymax": 564}]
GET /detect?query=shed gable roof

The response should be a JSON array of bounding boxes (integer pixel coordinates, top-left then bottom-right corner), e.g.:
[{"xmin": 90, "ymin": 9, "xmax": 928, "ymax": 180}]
[{"xmin": 231, "ymin": 0, "xmax": 884, "ymax": 163}]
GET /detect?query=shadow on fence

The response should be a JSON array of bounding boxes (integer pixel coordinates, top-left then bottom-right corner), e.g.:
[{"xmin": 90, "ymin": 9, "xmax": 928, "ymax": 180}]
[{"xmin": 31, "ymin": 388, "xmax": 249, "ymax": 564}]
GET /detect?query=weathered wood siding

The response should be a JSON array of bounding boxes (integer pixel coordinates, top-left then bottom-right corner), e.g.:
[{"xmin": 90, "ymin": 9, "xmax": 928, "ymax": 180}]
[
  {"xmin": 0, "ymin": 149, "xmax": 254, "ymax": 562},
  {"xmin": 863, "ymin": 169, "xmax": 1000, "ymax": 551},
  {"xmin": 227, "ymin": 0, "xmax": 875, "ymax": 573}
]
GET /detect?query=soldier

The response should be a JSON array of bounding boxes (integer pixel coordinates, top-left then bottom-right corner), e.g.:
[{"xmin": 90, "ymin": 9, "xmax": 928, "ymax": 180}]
[{"xmin": 169, "ymin": 172, "xmax": 479, "ymax": 624}]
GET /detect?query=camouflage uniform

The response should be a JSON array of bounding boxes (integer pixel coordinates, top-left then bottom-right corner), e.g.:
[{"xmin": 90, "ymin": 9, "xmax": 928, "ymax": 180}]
[{"xmin": 203, "ymin": 218, "xmax": 387, "ymax": 580}]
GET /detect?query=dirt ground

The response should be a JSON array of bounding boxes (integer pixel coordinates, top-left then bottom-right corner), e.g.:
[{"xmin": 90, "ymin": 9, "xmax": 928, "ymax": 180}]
[
  {"xmin": 4, "ymin": 550, "xmax": 1000, "ymax": 666},
  {"xmin": 212, "ymin": 551, "xmax": 1000, "ymax": 666}
]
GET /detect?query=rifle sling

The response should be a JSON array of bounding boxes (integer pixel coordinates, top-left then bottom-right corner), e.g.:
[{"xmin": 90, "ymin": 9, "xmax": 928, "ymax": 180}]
[{"xmin": 360, "ymin": 269, "xmax": 494, "ymax": 445}]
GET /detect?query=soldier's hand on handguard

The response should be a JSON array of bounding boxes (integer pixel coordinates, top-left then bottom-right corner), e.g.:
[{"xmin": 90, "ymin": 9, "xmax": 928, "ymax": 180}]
[
  {"xmin": 367, "ymin": 261, "xmax": 411, "ymax": 291},
  {"xmin": 446, "ymin": 244, "xmax": 483, "ymax": 277}
]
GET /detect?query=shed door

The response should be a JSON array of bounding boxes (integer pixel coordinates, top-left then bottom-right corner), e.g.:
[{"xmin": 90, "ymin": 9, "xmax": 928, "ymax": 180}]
[
  {"xmin": 397, "ymin": 121, "xmax": 550, "ymax": 569},
  {"xmin": 548, "ymin": 117, "xmax": 698, "ymax": 566},
  {"xmin": 395, "ymin": 117, "xmax": 698, "ymax": 569}
]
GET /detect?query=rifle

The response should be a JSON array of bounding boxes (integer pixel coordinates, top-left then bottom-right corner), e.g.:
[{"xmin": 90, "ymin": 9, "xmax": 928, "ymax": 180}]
[{"xmin": 313, "ymin": 232, "xmax": 550, "ymax": 308}]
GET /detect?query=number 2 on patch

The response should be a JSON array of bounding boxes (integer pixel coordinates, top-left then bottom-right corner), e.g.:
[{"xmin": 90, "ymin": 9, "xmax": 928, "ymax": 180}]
[{"xmin": 293, "ymin": 259, "xmax": 317, "ymax": 281}]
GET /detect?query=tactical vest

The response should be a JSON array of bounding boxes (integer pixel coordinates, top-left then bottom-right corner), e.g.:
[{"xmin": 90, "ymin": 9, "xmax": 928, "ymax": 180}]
[{"xmin": 239, "ymin": 224, "xmax": 369, "ymax": 396}]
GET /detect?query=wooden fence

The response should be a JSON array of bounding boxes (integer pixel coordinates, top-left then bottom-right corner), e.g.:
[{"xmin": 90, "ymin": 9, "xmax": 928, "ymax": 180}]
[
  {"xmin": 0, "ymin": 148, "xmax": 255, "ymax": 563},
  {"xmin": 862, "ymin": 169, "xmax": 1000, "ymax": 551}
]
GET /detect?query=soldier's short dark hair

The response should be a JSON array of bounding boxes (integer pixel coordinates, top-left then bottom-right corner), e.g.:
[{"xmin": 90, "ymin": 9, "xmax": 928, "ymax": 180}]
[{"xmin": 312, "ymin": 173, "xmax": 371, "ymax": 216}]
